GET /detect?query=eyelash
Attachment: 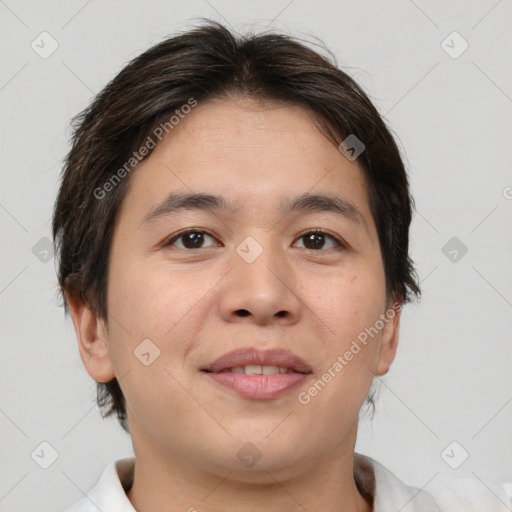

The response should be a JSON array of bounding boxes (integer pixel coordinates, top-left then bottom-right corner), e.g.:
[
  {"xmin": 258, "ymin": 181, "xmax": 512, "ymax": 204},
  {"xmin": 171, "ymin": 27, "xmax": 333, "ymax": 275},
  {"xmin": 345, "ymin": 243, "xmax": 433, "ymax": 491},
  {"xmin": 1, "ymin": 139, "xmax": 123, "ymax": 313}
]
[{"xmin": 162, "ymin": 228, "xmax": 347, "ymax": 252}]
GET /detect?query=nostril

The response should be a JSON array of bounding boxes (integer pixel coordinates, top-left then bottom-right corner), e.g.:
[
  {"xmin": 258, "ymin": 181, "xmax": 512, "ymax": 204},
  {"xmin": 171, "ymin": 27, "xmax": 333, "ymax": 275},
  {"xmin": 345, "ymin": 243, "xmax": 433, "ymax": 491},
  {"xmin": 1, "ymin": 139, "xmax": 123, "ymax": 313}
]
[
  {"xmin": 276, "ymin": 311, "xmax": 287, "ymax": 317},
  {"xmin": 236, "ymin": 309, "xmax": 250, "ymax": 317}
]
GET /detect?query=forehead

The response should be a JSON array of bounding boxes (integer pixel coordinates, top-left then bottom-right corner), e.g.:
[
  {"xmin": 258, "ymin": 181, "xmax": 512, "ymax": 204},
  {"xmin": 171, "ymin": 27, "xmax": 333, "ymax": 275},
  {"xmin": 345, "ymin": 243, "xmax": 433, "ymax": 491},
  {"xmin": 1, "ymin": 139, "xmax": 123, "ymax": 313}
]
[{"xmin": 118, "ymin": 97, "xmax": 375, "ymax": 234}]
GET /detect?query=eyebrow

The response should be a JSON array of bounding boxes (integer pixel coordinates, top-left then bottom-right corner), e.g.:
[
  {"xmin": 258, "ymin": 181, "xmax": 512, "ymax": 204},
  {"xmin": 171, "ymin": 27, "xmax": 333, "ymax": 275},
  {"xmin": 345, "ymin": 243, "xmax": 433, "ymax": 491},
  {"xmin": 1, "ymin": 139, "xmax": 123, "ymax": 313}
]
[{"xmin": 140, "ymin": 192, "xmax": 369, "ymax": 233}]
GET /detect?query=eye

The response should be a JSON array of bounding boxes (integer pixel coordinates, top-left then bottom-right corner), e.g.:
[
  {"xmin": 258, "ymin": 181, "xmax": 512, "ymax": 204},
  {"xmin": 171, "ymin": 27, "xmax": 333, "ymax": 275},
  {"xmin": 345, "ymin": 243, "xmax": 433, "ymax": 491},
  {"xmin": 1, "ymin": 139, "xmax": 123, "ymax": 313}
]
[
  {"xmin": 294, "ymin": 229, "xmax": 346, "ymax": 251},
  {"xmin": 163, "ymin": 229, "xmax": 219, "ymax": 250},
  {"xmin": 162, "ymin": 228, "xmax": 346, "ymax": 251}
]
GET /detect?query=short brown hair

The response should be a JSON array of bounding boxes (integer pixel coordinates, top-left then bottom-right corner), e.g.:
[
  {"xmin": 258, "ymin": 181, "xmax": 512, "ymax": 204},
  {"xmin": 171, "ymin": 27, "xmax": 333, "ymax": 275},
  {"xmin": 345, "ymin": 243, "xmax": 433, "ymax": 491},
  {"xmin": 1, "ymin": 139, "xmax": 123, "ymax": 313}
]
[{"xmin": 52, "ymin": 20, "xmax": 420, "ymax": 433}]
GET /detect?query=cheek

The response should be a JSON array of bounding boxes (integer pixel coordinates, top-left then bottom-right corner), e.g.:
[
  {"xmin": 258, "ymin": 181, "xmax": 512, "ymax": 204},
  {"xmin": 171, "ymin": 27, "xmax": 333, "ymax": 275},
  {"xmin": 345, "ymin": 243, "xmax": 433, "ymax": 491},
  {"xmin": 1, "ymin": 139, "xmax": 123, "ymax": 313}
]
[
  {"xmin": 108, "ymin": 257, "xmax": 205, "ymax": 332},
  {"xmin": 297, "ymin": 272, "xmax": 384, "ymax": 424},
  {"xmin": 104, "ymin": 265, "xmax": 209, "ymax": 419},
  {"xmin": 302, "ymin": 263, "xmax": 386, "ymax": 348},
  {"xmin": 105, "ymin": 259, "xmax": 221, "ymax": 375}
]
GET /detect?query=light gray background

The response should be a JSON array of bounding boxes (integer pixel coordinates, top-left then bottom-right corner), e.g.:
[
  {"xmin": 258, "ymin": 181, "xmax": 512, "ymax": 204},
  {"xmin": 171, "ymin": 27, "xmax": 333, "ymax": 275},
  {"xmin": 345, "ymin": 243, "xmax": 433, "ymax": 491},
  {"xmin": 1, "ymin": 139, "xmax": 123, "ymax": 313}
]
[{"xmin": 1, "ymin": 1, "xmax": 511, "ymax": 511}]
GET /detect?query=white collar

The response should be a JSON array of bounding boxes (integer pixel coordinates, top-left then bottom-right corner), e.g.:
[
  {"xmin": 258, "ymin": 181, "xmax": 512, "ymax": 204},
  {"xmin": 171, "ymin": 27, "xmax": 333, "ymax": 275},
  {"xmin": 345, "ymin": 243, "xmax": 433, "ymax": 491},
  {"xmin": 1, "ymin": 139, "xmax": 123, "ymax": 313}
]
[{"xmin": 65, "ymin": 453, "xmax": 509, "ymax": 511}]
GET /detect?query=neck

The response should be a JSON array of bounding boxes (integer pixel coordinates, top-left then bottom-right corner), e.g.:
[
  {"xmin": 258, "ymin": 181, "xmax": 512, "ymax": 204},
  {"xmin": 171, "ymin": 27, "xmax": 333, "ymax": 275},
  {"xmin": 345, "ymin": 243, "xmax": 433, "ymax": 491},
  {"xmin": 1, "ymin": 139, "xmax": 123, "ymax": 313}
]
[{"xmin": 126, "ymin": 439, "xmax": 372, "ymax": 512}]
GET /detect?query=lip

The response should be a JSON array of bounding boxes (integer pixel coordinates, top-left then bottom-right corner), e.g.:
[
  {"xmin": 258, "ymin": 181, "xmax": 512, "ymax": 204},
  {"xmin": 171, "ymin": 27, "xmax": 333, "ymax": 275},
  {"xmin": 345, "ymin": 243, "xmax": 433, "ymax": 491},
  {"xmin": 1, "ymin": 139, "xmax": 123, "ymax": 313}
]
[
  {"xmin": 201, "ymin": 347, "xmax": 313, "ymax": 374},
  {"xmin": 204, "ymin": 372, "xmax": 309, "ymax": 399},
  {"xmin": 200, "ymin": 347, "xmax": 312, "ymax": 400}
]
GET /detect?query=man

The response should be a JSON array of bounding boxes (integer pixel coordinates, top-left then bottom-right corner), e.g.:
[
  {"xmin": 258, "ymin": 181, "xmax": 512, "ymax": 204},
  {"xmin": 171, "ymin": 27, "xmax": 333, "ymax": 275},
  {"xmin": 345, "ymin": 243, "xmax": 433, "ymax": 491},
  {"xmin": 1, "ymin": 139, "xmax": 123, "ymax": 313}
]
[{"xmin": 54, "ymin": 20, "xmax": 507, "ymax": 512}]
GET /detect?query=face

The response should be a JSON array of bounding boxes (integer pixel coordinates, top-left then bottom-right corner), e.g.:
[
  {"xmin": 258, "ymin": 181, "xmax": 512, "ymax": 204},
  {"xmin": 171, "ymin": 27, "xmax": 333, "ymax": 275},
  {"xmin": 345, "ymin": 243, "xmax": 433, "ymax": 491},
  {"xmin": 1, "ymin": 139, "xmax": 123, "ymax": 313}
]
[{"xmin": 69, "ymin": 97, "xmax": 400, "ymax": 480}]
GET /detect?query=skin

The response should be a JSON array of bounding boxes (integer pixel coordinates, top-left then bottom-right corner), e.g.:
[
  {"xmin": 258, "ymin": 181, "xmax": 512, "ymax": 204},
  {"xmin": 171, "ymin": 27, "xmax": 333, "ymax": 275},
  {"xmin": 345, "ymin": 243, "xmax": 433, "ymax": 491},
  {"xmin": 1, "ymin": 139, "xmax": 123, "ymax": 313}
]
[{"xmin": 66, "ymin": 97, "xmax": 402, "ymax": 512}]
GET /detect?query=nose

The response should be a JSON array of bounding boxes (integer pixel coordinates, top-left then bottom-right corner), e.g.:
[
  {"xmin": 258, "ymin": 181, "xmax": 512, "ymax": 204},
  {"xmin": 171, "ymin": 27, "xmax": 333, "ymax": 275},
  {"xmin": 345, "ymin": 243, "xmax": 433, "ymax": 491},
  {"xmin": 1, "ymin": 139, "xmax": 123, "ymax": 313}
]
[{"xmin": 218, "ymin": 236, "xmax": 302, "ymax": 326}]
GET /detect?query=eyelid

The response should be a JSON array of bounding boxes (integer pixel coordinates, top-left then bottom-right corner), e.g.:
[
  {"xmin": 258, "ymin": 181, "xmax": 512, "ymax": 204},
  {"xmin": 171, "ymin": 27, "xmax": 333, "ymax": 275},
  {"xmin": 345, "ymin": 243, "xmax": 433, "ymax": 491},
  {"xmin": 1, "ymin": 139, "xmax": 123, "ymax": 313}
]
[
  {"xmin": 163, "ymin": 228, "xmax": 347, "ymax": 251},
  {"xmin": 293, "ymin": 228, "xmax": 347, "ymax": 250},
  {"xmin": 162, "ymin": 228, "xmax": 220, "ymax": 248}
]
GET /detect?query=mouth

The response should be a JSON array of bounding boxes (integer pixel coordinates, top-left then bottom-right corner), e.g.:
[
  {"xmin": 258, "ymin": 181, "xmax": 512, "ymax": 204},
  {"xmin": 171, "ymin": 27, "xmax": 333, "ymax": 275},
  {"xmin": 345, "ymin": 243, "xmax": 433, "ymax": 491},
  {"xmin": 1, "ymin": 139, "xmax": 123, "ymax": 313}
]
[
  {"xmin": 202, "ymin": 365, "xmax": 308, "ymax": 375},
  {"xmin": 201, "ymin": 347, "xmax": 313, "ymax": 374},
  {"xmin": 200, "ymin": 348, "xmax": 312, "ymax": 399}
]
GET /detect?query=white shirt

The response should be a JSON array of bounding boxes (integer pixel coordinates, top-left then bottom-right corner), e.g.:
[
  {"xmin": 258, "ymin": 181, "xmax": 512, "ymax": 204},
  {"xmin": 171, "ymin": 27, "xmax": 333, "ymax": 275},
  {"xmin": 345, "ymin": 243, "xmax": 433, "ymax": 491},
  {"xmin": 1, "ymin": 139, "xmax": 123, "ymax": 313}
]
[{"xmin": 64, "ymin": 454, "xmax": 512, "ymax": 512}]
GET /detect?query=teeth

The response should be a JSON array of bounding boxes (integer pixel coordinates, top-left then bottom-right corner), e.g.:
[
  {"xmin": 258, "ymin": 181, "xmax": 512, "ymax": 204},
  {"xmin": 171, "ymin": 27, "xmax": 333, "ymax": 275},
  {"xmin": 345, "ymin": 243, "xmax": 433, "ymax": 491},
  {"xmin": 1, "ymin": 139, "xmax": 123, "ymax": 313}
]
[
  {"xmin": 245, "ymin": 365, "xmax": 265, "ymax": 375},
  {"xmin": 228, "ymin": 365, "xmax": 293, "ymax": 375},
  {"xmin": 262, "ymin": 365, "xmax": 280, "ymax": 375}
]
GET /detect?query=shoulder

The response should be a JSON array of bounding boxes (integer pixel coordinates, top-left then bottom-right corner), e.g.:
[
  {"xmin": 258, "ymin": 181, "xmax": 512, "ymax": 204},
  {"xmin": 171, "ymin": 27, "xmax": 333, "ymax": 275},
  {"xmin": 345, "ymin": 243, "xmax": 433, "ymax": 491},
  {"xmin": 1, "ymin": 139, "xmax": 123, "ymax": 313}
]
[
  {"xmin": 63, "ymin": 457, "xmax": 136, "ymax": 512},
  {"xmin": 430, "ymin": 476, "xmax": 512, "ymax": 512},
  {"xmin": 355, "ymin": 453, "xmax": 512, "ymax": 512},
  {"xmin": 355, "ymin": 453, "xmax": 441, "ymax": 511}
]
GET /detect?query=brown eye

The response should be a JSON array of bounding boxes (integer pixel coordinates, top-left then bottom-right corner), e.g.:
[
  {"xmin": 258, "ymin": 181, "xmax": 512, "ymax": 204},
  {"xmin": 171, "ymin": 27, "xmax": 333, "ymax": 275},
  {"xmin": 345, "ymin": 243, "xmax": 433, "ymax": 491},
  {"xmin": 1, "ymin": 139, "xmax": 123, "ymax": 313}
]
[
  {"xmin": 294, "ymin": 230, "xmax": 345, "ymax": 251},
  {"xmin": 164, "ymin": 229, "xmax": 218, "ymax": 250}
]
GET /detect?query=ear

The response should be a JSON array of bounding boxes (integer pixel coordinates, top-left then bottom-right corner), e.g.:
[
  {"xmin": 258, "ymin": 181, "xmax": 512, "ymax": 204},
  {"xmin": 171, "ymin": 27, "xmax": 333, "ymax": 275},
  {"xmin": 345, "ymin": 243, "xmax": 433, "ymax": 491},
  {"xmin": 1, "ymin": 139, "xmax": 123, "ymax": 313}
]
[
  {"xmin": 65, "ymin": 289, "xmax": 116, "ymax": 383},
  {"xmin": 375, "ymin": 298, "xmax": 402, "ymax": 376}
]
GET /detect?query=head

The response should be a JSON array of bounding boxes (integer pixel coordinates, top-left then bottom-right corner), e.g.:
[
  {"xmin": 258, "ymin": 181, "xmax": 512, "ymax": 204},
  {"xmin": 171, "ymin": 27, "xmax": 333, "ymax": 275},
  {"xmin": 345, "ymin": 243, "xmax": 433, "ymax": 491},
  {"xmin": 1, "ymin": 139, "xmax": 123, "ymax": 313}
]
[{"xmin": 53, "ymin": 21, "xmax": 419, "ymax": 466}]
